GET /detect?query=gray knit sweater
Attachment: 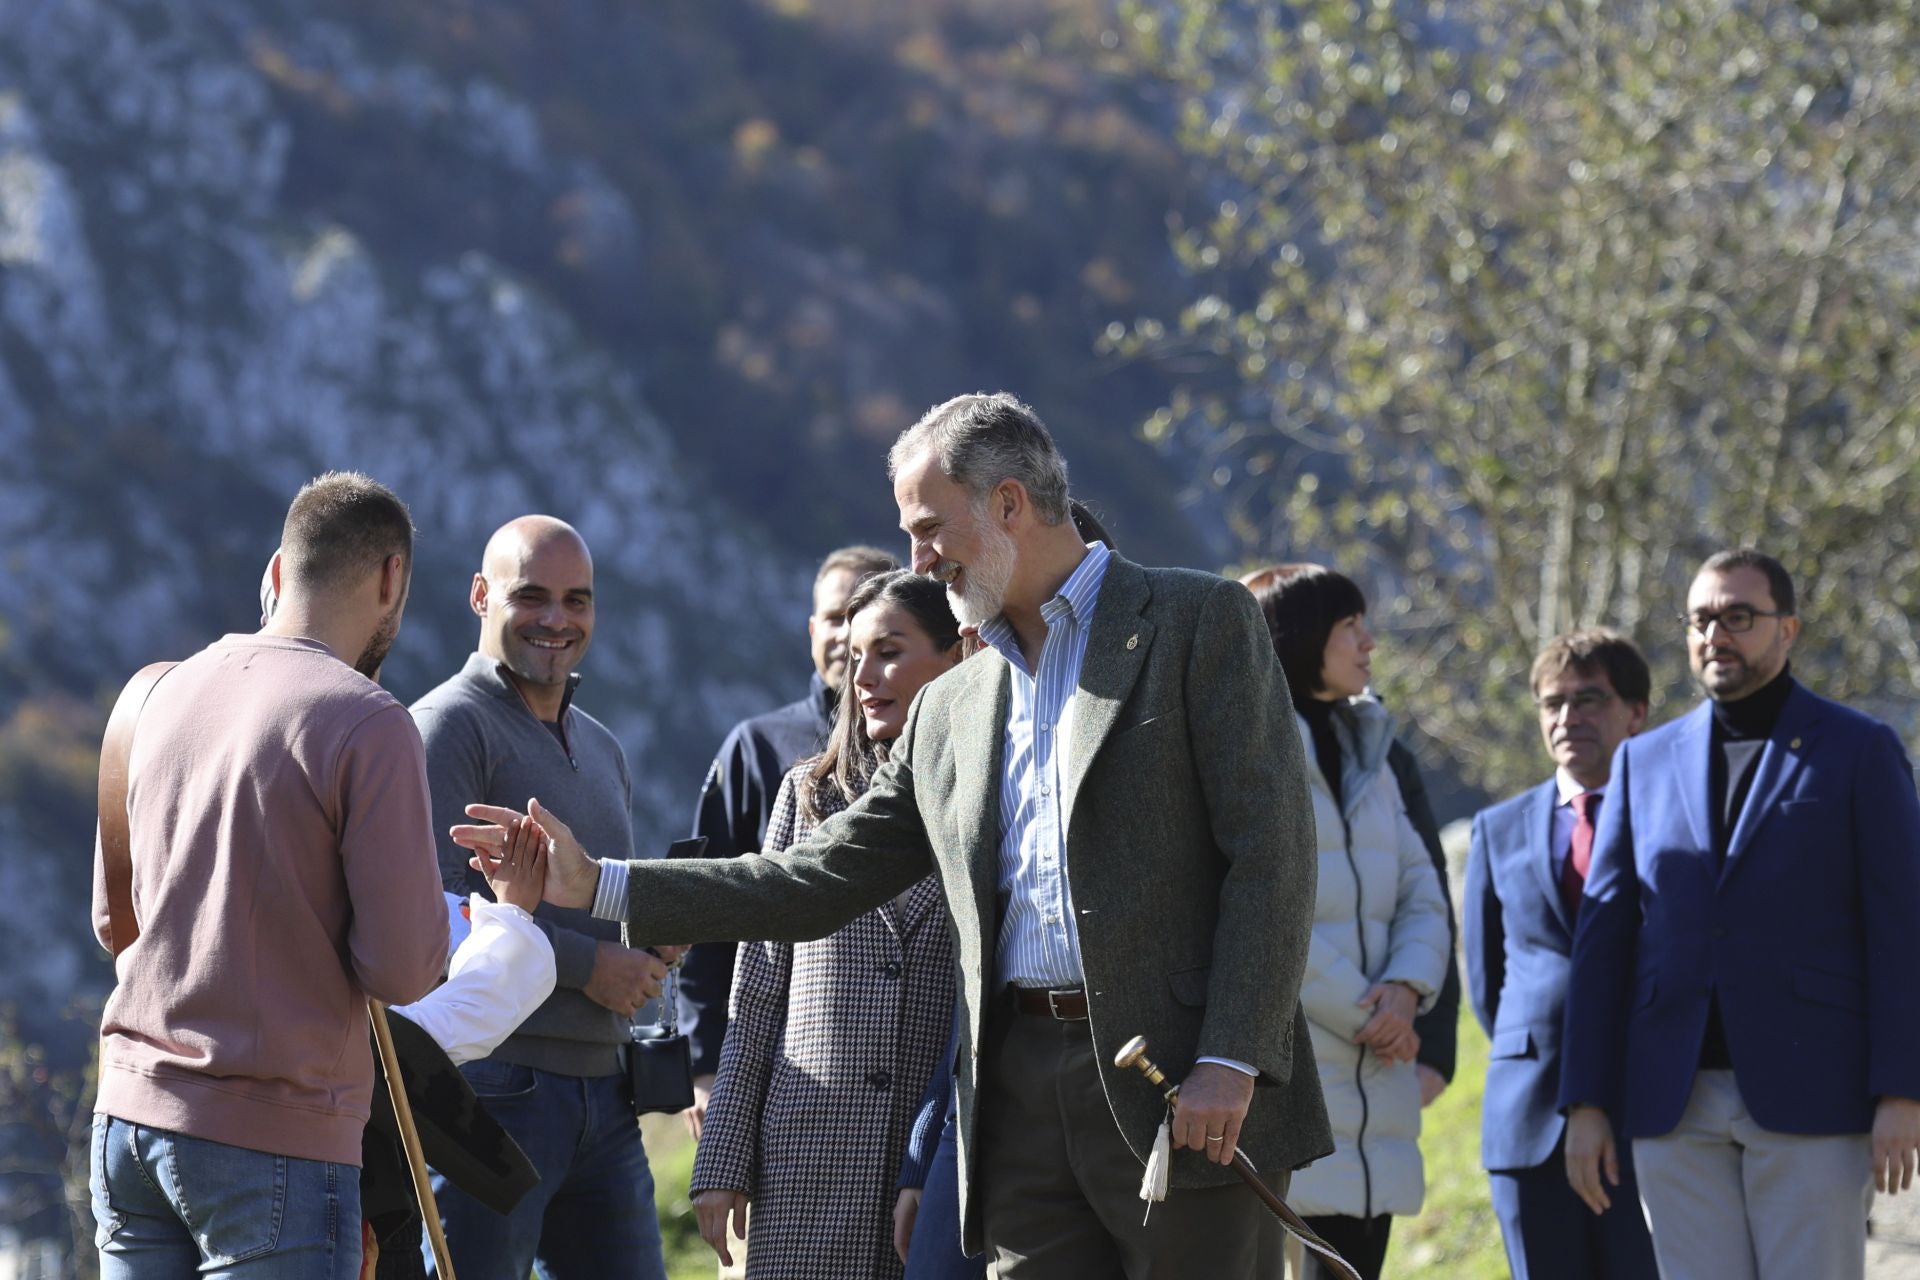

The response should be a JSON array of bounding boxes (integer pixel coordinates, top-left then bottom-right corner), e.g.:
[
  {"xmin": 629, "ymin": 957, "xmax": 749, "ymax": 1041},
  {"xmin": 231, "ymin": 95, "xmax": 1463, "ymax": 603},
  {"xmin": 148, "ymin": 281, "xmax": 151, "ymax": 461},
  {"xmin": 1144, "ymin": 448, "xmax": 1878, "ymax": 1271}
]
[{"xmin": 411, "ymin": 652, "xmax": 635, "ymax": 1077}]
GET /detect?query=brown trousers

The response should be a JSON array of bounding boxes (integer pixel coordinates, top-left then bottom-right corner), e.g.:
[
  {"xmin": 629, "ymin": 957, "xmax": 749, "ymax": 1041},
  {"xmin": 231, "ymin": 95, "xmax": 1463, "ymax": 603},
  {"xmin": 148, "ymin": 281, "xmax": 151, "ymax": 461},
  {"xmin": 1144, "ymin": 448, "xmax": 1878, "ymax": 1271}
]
[{"xmin": 979, "ymin": 1012, "xmax": 1287, "ymax": 1279}]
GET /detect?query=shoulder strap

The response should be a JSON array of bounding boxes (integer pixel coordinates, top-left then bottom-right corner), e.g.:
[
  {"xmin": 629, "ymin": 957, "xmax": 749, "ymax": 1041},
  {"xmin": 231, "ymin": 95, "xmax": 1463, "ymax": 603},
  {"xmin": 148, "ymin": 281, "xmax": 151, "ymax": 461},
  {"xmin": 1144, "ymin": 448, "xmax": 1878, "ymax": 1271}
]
[{"xmin": 96, "ymin": 661, "xmax": 180, "ymax": 957}]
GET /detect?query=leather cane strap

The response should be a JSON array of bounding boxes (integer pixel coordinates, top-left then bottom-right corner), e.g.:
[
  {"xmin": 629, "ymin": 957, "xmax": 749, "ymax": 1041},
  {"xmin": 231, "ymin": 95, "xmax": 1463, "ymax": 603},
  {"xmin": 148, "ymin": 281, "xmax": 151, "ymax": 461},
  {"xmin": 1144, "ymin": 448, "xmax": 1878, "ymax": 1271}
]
[
  {"xmin": 1232, "ymin": 1153, "xmax": 1364, "ymax": 1280},
  {"xmin": 96, "ymin": 661, "xmax": 179, "ymax": 957}
]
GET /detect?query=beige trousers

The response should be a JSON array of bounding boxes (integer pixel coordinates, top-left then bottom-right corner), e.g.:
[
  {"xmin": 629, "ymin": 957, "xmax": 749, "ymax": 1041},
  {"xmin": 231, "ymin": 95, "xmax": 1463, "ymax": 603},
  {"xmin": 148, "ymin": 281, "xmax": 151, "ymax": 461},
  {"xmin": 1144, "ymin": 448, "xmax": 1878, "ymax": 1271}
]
[{"xmin": 1632, "ymin": 1070, "xmax": 1872, "ymax": 1280}]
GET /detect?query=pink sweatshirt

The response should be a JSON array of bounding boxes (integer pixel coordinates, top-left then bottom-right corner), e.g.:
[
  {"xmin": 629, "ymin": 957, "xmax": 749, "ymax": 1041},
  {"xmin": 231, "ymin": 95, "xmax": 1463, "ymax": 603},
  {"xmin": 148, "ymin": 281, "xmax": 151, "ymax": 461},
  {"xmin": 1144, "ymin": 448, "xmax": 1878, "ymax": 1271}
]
[{"xmin": 94, "ymin": 634, "xmax": 449, "ymax": 1165}]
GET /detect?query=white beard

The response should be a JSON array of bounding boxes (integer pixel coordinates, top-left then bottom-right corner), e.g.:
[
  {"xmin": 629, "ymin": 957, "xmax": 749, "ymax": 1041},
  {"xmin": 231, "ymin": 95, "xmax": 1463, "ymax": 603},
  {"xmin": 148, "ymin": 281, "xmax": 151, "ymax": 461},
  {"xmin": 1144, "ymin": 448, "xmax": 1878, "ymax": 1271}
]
[{"xmin": 947, "ymin": 519, "xmax": 1018, "ymax": 631}]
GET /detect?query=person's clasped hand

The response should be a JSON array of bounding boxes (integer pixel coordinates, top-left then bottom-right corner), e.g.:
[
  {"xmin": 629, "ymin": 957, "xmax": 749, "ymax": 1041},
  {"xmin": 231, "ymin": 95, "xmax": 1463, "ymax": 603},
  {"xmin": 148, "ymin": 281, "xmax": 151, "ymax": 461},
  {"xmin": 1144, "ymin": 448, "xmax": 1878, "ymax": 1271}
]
[
  {"xmin": 1353, "ymin": 981, "xmax": 1421, "ymax": 1064},
  {"xmin": 582, "ymin": 942, "xmax": 666, "ymax": 1020},
  {"xmin": 480, "ymin": 815, "xmax": 549, "ymax": 913},
  {"xmin": 456, "ymin": 796, "xmax": 601, "ymax": 909}
]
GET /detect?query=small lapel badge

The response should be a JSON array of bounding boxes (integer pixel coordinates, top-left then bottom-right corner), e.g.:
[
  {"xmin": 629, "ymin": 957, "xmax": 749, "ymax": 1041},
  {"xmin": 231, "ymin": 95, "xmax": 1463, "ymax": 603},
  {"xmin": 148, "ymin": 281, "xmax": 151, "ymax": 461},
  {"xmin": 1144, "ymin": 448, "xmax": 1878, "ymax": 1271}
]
[
  {"xmin": 1126, "ymin": 634, "xmax": 1139, "ymax": 651},
  {"xmin": 1790, "ymin": 736, "xmax": 1802, "ymax": 749}
]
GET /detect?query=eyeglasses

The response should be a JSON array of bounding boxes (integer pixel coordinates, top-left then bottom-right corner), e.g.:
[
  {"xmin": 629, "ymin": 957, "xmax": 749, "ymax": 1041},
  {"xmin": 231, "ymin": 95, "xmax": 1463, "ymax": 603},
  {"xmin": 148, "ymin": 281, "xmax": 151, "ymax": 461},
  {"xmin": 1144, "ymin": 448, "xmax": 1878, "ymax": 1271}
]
[
  {"xmin": 1535, "ymin": 690, "xmax": 1616, "ymax": 717},
  {"xmin": 1679, "ymin": 606, "xmax": 1788, "ymax": 636}
]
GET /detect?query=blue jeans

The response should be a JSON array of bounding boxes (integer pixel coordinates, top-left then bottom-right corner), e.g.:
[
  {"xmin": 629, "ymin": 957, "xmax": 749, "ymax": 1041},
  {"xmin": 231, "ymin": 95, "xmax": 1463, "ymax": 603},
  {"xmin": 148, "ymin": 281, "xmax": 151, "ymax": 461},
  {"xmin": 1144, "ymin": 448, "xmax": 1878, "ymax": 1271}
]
[
  {"xmin": 90, "ymin": 1113, "xmax": 360, "ymax": 1280},
  {"xmin": 904, "ymin": 1114, "xmax": 986, "ymax": 1280},
  {"xmin": 425, "ymin": 1063, "xmax": 666, "ymax": 1280}
]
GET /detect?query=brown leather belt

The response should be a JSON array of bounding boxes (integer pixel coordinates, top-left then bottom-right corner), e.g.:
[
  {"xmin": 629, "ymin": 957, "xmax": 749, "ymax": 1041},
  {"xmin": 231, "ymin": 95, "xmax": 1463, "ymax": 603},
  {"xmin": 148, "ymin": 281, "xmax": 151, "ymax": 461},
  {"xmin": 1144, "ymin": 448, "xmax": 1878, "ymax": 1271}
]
[{"xmin": 1012, "ymin": 986, "xmax": 1089, "ymax": 1020}]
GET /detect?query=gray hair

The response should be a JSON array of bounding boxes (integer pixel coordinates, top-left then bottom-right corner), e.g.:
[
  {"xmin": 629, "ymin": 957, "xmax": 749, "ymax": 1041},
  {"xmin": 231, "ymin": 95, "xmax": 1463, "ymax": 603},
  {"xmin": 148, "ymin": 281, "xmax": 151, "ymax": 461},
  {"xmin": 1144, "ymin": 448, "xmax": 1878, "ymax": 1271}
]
[{"xmin": 887, "ymin": 392, "xmax": 1071, "ymax": 525}]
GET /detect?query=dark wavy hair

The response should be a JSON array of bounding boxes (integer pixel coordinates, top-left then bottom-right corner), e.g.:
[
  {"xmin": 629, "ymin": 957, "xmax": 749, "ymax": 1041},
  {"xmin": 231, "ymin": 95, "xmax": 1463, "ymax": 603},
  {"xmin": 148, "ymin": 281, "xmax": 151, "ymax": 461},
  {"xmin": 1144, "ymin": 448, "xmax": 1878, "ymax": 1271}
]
[
  {"xmin": 801, "ymin": 571, "xmax": 962, "ymax": 822},
  {"xmin": 1531, "ymin": 628, "xmax": 1652, "ymax": 707},
  {"xmin": 1240, "ymin": 563, "xmax": 1368, "ymax": 709}
]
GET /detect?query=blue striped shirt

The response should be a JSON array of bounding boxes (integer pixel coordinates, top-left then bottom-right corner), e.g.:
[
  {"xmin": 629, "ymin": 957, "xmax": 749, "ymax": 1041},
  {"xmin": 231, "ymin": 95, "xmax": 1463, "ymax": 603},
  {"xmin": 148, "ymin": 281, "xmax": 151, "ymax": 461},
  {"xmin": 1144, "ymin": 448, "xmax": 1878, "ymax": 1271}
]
[{"xmin": 977, "ymin": 540, "xmax": 1111, "ymax": 987}]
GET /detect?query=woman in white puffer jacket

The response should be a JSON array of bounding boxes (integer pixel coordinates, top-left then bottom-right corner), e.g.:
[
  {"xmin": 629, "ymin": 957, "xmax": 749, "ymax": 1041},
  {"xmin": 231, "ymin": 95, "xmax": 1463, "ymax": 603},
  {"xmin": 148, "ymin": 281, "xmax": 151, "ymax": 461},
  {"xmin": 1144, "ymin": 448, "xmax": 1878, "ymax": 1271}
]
[{"xmin": 1244, "ymin": 565, "xmax": 1452, "ymax": 1280}]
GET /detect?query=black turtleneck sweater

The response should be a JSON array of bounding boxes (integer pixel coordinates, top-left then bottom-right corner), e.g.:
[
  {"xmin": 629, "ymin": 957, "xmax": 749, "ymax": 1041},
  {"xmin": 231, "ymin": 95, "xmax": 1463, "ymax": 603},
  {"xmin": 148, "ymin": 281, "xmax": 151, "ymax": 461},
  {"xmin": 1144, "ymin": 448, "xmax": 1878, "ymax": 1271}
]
[
  {"xmin": 1698, "ymin": 663, "xmax": 1795, "ymax": 1069},
  {"xmin": 1708, "ymin": 663, "xmax": 1796, "ymax": 859},
  {"xmin": 1299, "ymin": 695, "xmax": 1344, "ymax": 809}
]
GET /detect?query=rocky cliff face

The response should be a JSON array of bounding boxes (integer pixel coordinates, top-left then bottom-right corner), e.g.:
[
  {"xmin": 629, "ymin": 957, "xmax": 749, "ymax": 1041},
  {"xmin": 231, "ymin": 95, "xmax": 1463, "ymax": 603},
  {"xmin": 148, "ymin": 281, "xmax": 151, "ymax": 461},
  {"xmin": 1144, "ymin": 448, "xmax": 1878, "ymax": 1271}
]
[
  {"xmin": 1, "ymin": 1, "xmax": 1218, "ymax": 1256},
  {"xmin": 0, "ymin": 0, "xmax": 834, "ymax": 1016},
  {"xmin": 0, "ymin": 0, "xmax": 1211, "ymax": 1008}
]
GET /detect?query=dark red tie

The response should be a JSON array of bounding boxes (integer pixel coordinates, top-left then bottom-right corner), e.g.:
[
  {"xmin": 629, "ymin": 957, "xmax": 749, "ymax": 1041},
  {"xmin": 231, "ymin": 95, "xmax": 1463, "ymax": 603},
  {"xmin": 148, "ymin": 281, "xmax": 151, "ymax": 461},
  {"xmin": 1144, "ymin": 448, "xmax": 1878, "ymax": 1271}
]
[{"xmin": 1562, "ymin": 791, "xmax": 1599, "ymax": 917}]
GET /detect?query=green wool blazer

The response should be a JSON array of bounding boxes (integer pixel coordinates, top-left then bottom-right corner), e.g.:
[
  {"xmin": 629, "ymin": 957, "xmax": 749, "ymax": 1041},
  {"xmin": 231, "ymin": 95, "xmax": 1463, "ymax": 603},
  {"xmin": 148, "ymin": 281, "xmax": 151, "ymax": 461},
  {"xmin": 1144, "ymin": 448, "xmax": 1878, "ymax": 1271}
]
[{"xmin": 616, "ymin": 554, "xmax": 1331, "ymax": 1250}]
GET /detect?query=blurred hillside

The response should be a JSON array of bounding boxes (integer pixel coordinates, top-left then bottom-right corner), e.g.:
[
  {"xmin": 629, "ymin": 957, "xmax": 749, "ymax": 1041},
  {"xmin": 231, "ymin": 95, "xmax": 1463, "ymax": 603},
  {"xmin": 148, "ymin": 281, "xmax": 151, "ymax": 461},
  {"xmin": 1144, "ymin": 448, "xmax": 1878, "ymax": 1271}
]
[{"xmin": 0, "ymin": 0, "xmax": 1224, "ymax": 1259}]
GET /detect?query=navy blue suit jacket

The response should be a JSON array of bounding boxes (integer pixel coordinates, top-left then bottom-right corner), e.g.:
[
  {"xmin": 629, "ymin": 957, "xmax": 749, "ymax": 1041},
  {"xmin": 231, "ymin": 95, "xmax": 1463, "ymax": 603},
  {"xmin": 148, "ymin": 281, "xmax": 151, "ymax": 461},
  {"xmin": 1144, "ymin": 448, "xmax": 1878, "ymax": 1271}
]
[
  {"xmin": 1559, "ymin": 685, "xmax": 1920, "ymax": 1138},
  {"xmin": 1466, "ymin": 779, "xmax": 1582, "ymax": 1171}
]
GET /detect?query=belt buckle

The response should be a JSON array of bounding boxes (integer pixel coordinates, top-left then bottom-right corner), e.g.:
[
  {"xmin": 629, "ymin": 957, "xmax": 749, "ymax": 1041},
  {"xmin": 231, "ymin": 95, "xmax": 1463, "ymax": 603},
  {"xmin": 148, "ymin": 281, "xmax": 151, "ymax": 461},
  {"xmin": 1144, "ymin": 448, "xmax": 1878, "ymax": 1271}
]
[{"xmin": 1046, "ymin": 988, "xmax": 1081, "ymax": 1020}]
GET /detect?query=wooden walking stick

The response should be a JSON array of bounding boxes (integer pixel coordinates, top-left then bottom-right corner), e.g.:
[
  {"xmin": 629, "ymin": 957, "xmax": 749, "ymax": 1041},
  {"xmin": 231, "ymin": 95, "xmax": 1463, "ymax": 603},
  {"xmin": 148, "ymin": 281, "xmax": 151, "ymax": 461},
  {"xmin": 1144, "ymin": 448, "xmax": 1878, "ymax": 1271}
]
[
  {"xmin": 1114, "ymin": 1036, "xmax": 1361, "ymax": 1280},
  {"xmin": 370, "ymin": 1000, "xmax": 458, "ymax": 1280}
]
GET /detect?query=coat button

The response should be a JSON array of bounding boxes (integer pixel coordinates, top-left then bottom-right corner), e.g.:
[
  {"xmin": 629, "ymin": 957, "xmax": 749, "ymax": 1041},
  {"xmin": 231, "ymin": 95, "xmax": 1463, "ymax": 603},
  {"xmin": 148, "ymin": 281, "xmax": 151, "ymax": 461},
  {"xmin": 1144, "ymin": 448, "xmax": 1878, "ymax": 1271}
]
[
  {"xmin": 868, "ymin": 1070, "xmax": 892, "ymax": 1091},
  {"xmin": 881, "ymin": 961, "xmax": 902, "ymax": 980}
]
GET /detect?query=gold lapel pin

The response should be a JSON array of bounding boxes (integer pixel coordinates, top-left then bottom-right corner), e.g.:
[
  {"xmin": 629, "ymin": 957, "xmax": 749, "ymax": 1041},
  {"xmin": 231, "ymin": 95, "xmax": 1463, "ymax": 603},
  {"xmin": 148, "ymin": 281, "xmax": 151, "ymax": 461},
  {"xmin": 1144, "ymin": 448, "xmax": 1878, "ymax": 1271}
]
[
  {"xmin": 1126, "ymin": 634, "xmax": 1139, "ymax": 651},
  {"xmin": 1790, "ymin": 737, "xmax": 1802, "ymax": 749}
]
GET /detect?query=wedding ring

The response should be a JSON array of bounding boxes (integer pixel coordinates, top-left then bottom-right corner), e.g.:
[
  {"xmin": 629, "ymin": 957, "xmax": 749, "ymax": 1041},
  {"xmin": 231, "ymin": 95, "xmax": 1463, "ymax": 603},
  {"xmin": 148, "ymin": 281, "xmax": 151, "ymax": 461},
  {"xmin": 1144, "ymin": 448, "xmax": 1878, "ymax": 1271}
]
[{"xmin": 1205, "ymin": 1134, "xmax": 1223, "ymax": 1143}]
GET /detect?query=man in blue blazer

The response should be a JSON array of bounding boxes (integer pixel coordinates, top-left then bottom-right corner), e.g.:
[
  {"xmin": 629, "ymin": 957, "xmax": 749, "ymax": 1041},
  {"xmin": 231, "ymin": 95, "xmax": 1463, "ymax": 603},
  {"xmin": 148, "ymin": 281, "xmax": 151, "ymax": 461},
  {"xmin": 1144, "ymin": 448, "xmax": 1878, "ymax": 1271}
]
[
  {"xmin": 1560, "ymin": 550, "xmax": 1920, "ymax": 1280},
  {"xmin": 1465, "ymin": 629, "xmax": 1659, "ymax": 1280}
]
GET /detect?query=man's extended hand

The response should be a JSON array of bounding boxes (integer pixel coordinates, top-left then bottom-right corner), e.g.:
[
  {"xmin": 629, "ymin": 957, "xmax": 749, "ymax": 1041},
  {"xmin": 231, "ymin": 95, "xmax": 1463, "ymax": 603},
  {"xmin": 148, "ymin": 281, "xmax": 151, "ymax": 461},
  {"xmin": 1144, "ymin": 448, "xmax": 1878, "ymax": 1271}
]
[
  {"xmin": 1171, "ymin": 1062, "xmax": 1256, "ymax": 1167},
  {"xmin": 582, "ymin": 942, "xmax": 667, "ymax": 1019},
  {"xmin": 455, "ymin": 797, "xmax": 600, "ymax": 909},
  {"xmin": 1564, "ymin": 1104, "xmax": 1620, "ymax": 1214},
  {"xmin": 1873, "ymin": 1096, "xmax": 1920, "ymax": 1195}
]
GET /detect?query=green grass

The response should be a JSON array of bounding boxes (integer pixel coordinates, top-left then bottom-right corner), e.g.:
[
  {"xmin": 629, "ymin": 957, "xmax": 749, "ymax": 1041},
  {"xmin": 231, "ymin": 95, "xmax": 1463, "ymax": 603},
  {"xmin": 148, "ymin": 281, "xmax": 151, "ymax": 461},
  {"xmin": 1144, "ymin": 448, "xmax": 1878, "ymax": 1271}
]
[
  {"xmin": 642, "ymin": 1114, "xmax": 711, "ymax": 1280},
  {"xmin": 646, "ymin": 1007, "xmax": 1508, "ymax": 1279},
  {"xmin": 1384, "ymin": 1010, "xmax": 1508, "ymax": 1278}
]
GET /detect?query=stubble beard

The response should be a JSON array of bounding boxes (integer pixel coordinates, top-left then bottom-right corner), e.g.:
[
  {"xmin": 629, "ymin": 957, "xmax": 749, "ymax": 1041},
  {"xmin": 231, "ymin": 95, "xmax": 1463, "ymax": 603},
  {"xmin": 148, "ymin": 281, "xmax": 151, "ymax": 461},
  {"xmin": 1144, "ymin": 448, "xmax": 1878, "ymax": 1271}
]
[
  {"xmin": 355, "ymin": 604, "xmax": 402, "ymax": 681},
  {"xmin": 1696, "ymin": 648, "xmax": 1755, "ymax": 701}
]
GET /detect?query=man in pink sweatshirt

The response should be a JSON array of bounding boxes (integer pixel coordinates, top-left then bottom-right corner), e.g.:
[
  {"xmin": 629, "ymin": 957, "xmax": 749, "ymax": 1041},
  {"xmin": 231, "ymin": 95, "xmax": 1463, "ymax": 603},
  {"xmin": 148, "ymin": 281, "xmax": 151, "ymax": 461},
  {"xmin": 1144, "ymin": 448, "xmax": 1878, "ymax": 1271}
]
[{"xmin": 89, "ymin": 472, "xmax": 450, "ymax": 1280}]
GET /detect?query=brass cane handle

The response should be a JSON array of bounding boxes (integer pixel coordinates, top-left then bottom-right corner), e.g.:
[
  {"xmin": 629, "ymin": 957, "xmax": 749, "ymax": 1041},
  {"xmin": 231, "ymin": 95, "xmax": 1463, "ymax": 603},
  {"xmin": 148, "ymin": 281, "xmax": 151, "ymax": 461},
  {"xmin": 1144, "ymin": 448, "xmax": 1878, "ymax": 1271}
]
[{"xmin": 1113, "ymin": 1034, "xmax": 1180, "ymax": 1106}]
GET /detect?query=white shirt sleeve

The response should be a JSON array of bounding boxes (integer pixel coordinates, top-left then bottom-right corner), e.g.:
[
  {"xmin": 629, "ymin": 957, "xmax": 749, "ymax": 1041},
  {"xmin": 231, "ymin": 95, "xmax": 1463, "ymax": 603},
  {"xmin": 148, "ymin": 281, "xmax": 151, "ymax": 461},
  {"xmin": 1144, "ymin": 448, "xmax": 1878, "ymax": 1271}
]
[{"xmin": 390, "ymin": 895, "xmax": 558, "ymax": 1066}]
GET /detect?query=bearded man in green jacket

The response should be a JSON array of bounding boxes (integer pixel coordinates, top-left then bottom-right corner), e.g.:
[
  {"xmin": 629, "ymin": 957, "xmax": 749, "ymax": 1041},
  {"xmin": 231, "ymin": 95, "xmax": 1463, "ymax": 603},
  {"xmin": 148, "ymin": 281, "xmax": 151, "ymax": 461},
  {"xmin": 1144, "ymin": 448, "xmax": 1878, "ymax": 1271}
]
[{"xmin": 459, "ymin": 393, "xmax": 1332, "ymax": 1279}]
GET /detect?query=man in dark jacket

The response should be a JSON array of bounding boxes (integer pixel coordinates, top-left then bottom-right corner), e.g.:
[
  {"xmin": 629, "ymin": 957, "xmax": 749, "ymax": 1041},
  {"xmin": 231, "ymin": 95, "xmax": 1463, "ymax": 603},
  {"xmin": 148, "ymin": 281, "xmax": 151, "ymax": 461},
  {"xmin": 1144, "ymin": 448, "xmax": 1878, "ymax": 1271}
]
[{"xmin": 679, "ymin": 543, "xmax": 898, "ymax": 1134}]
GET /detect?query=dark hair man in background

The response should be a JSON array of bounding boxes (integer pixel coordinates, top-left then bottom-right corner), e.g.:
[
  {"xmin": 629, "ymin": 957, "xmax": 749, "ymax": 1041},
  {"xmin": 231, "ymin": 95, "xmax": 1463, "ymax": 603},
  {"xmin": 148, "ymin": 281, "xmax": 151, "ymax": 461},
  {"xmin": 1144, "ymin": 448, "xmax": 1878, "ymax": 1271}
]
[
  {"xmin": 411, "ymin": 516, "xmax": 672, "ymax": 1280},
  {"xmin": 1464, "ymin": 628, "xmax": 1658, "ymax": 1280},
  {"xmin": 679, "ymin": 543, "xmax": 898, "ymax": 1142},
  {"xmin": 91, "ymin": 472, "xmax": 448, "ymax": 1279},
  {"xmin": 466, "ymin": 392, "xmax": 1333, "ymax": 1278},
  {"xmin": 1561, "ymin": 551, "xmax": 1920, "ymax": 1280}
]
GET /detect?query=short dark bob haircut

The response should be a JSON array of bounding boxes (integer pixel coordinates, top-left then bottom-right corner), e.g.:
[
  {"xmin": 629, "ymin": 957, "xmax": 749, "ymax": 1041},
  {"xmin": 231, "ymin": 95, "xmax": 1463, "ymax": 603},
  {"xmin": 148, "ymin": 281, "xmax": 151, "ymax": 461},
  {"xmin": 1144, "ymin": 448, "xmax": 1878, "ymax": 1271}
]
[{"xmin": 1240, "ymin": 563, "xmax": 1368, "ymax": 702}]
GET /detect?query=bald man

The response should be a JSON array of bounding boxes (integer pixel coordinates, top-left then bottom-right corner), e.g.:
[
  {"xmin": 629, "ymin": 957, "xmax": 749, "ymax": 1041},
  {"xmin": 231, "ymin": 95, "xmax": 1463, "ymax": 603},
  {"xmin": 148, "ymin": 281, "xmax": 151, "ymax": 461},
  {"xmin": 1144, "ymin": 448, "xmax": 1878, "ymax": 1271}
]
[{"xmin": 410, "ymin": 517, "xmax": 672, "ymax": 1280}]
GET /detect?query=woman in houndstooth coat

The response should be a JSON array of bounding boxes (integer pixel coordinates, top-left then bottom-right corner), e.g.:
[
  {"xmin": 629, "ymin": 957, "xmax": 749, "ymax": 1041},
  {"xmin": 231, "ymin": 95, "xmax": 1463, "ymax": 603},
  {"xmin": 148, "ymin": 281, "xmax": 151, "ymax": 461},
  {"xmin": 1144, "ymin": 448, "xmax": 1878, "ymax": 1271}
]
[{"xmin": 692, "ymin": 571, "xmax": 962, "ymax": 1280}]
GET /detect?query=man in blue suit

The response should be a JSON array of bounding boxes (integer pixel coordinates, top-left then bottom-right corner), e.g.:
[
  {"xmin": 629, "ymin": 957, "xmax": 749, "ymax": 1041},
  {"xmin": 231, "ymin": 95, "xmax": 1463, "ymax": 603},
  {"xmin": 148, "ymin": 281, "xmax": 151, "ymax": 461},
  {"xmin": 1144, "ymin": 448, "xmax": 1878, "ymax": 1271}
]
[
  {"xmin": 1561, "ymin": 549, "xmax": 1920, "ymax": 1280},
  {"xmin": 1465, "ymin": 629, "xmax": 1659, "ymax": 1280}
]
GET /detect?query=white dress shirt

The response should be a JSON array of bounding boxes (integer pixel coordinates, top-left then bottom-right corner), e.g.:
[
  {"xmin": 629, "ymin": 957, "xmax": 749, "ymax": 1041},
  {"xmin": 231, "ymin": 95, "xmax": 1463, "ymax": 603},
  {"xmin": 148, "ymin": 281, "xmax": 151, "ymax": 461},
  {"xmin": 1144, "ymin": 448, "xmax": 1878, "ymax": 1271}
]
[{"xmin": 393, "ymin": 893, "xmax": 558, "ymax": 1067}]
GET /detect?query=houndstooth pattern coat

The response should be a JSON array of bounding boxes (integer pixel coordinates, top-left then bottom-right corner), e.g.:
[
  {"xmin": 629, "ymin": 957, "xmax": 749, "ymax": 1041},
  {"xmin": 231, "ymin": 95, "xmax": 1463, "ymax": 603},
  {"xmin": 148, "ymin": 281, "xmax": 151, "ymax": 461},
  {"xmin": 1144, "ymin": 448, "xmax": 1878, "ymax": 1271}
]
[{"xmin": 691, "ymin": 763, "xmax": 955, "ymax": 1280}]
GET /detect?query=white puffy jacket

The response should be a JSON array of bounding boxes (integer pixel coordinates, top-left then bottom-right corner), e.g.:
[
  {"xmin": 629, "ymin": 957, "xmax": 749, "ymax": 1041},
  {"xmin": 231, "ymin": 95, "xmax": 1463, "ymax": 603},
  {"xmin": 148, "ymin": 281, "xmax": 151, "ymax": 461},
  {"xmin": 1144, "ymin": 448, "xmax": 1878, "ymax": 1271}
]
[{"xmin": 1288, "ymin": 695, "xmax": 1452, "ymax": 1219}]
